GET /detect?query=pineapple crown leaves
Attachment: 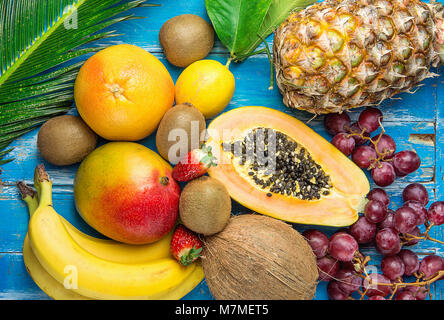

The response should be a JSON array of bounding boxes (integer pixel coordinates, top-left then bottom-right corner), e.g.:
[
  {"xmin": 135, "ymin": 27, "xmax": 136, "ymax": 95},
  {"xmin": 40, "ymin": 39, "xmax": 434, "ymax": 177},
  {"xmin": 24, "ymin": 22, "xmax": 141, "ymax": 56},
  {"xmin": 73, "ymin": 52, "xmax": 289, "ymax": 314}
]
[
  {"xmin": 180, "ymin": 245, "xmax": 203, "ymax": 266},
  {"xmin": 0, "ymin": 0, "xmax": 156, "ymax": 165}
]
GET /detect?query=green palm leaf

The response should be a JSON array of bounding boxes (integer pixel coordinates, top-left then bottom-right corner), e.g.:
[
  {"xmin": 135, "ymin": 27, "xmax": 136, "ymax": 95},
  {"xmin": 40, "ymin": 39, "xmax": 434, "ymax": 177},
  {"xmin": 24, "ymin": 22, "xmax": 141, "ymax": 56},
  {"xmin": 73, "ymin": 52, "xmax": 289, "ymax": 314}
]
[{"xmin": 0, "ymin": 0, "xmax": 153, "ymax": 165}]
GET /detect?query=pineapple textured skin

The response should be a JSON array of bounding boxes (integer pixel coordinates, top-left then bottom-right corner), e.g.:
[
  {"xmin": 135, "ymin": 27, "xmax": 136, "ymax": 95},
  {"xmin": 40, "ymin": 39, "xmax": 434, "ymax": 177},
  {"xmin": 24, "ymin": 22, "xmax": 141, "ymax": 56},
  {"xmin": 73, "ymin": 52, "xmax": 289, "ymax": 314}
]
[{"xmin": 274, "ymin": 0, "xmax": 444, "ymax": 114}]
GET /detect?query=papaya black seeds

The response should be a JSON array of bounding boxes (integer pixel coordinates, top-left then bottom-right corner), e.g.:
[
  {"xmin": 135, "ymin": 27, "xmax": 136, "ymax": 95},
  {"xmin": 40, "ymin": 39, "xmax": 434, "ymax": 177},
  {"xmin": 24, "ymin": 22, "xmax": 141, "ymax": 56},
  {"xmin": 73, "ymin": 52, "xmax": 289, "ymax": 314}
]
[{"xmin": 222, "ymin": 128, "xmax": 331, "ymax": 200}]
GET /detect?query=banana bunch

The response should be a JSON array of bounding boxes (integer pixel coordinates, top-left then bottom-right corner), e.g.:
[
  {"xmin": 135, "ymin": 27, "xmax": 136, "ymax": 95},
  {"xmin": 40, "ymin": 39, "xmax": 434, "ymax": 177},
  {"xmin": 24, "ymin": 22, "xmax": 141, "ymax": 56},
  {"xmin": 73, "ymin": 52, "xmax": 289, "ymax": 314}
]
[{"xmin": 19, "ymin": 165, "xmax": 203, "ymax": 300}]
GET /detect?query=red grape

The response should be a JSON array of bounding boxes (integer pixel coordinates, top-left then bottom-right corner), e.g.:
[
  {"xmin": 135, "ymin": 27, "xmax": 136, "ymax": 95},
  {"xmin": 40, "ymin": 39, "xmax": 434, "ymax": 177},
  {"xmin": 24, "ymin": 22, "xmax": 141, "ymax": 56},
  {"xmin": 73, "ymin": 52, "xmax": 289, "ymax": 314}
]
[
  {"xmin": 358, "ymin": 107, "xmax": 383, "ymax": 133},
  {"xmin": 402, "ymin": 200, "xmax": 427, "ymax": 225},
  {"xmin": 402, "ymin": 226, "xmax": 421, "ymax": 246},
  {"xmin": 419, "ymin": 254, "xmax": 444, "ymax": 278},
  {"xmin": 302, "ymin": 229, "xmax": 329, "ymax": 258},
  {"xmin": 352, "ymin": 146, "xmax": 377, "ymax": 169},
  {"xmin": 317, "ymin": 256, "xmax": 340, "ymax": 281},
  {"xmin": 375, "ymin": 228, "xmax": 401, "ymax": 256},
  {"xmin": 371, "ymin": 134, "xmax": 396, "ymax": 159},
  {"xmin": 398, "ymin": 249, "xmax": 419, "ymax": 276},
  {"xmin": 364, "ymin": 200, "xmax": 387, "ymax": 224},
  {"xmin": 363, "ymin": 273, "xmax": 392, "ymax": 297},
  {"xmin": 328, "ymin": 232, "xmax": 359, "ymax": 262},
  {"xmin": 324, "ymin": 113, "xmax": 351, "ymax": 135},
  {"xmin": 404, "ymin": 286, "xmax": 427, "ymax": 300},
  {"xmin": 368, "ymin": 295, "xmax": 386, "ymax": 300},
  {"xmin": 327, "ymin": 280, "xmax": 349, "ymax": 300},
  {"xmin": 349, "ymin": 216, "xmax": 377, "ymax": 244},
  {"xmin": 371, "ymin": 162, "xmax": 396, "ymax": 187},
  {"xmin": 394, "ymin": 206, "xmax": 418, "ymax": 233},
  {"xmin": 331, "ymin": 132, "xmax": 355, "ymax": 156},
  {"xmin": 402, "ymin": 183, "xmax": 429, "ymax": 206},
  {"xmin": 427, "ymin": 201, "xmax": 444, "ymax": 226},
  {"xmin": 393, "ymin": 151, "xmax": 421, "ymax": 176},
  {"xmin": 340, "ymin": 260, "xmax": 359, "ymax": 272},
  {"xmin": 348, "ymin": 122, "xmax": 370, "ymax": 145},
  {"xmin": 367, "ymin": 188, "xmax": 390, "ymax": 207},
  {"xmin": 336, "ymin": 269, "xmax": 363, "ymax": 294},
  {"xmin": 381, "ymin": 255, "xmax": 405, "ymax": 280},
  {"xmin": 395, "ymin": 291, "xmax": 416, "ymax": 300},
  {"xmin": 378, "ymin": 209, "xmax": 395, "ymax": 229}
]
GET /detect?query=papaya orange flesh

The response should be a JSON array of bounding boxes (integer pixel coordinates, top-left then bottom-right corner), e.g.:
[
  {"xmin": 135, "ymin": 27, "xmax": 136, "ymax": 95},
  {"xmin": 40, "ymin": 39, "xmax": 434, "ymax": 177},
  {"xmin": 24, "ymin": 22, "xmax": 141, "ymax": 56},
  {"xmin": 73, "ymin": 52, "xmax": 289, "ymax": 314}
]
[{"xmin": 206, "ymin": 107, "xmax": 370, "ymax": 227}]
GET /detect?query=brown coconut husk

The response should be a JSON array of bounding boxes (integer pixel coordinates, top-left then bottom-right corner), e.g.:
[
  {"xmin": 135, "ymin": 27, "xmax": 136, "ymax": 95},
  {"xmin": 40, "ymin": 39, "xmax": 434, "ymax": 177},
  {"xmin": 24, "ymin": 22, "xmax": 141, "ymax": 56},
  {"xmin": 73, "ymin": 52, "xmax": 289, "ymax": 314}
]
[{"xmin": 202, "ymin": 214, "xmax": 318, "ymax": 300}]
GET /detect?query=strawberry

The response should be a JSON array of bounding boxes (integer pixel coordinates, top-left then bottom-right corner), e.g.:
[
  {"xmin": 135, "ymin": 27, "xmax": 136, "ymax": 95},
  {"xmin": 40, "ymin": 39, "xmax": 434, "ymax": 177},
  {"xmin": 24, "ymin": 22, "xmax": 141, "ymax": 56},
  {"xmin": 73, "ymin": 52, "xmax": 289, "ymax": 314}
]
[
  {"xmin": 172, "ymin": 145, "xmax": 217, "ymax": 182},
  {"xmin": 170, "ymin": 225, "xmax": 203, "ymax": 266}
]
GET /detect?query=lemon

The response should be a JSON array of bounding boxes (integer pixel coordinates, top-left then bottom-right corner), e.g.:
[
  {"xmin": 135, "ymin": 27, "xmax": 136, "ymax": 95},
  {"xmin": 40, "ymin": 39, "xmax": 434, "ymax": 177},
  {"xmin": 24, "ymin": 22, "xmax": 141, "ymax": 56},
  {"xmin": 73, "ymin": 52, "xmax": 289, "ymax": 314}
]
[{"xmin": 175, "ymin": 60, "xmax": 235, "ymax": 118}]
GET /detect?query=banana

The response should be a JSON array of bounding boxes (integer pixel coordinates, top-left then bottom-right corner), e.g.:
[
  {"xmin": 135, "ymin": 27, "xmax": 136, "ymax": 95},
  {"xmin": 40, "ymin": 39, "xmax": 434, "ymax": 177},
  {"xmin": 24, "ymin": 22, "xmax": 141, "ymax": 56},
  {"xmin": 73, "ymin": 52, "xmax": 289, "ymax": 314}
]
[
  {"xmin": 24, "ymin": 233, "xmax": 203, "ymax": 300},
  {"xmin": 25, "ymin": 165, "xmax": 198, "ymax": 300},
  {"xmin": 61, "ymin": 218, "xmax": 173, "ymax": 264},
  {"xmin": 23, "ymin": 234, "xmax": 91, "ymax": 300},
  {"xmin": 19, "ymin": 183, "xmax": 88, "ymax": 300},
  {"xmin": 161, "ymin": 261, "xmax": 204, "ymax": 300},
  {"xmin": 19, "ymin": 179, "xmax": 203, "ymax": 300}
]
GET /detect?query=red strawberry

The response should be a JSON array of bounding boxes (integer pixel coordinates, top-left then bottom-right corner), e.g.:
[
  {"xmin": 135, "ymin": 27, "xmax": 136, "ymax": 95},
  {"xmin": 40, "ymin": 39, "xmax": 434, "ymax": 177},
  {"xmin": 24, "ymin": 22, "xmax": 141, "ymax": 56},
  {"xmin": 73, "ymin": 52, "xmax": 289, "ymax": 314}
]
[
  {"xmin": 170, "ymin": 225, "xmax": 203, "ymax": 266},
  {"xmin": 172, "ymin": 145, "xmax": 217, "ymax": 182}
]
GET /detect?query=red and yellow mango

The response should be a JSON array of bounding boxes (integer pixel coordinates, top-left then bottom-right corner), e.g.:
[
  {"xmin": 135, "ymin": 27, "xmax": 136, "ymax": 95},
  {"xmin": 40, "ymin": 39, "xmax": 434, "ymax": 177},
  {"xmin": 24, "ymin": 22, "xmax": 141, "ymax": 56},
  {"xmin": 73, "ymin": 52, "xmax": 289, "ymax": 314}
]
[{"xmin": 74, "ymin": 142, "xmax": 180, "ymax": 244}]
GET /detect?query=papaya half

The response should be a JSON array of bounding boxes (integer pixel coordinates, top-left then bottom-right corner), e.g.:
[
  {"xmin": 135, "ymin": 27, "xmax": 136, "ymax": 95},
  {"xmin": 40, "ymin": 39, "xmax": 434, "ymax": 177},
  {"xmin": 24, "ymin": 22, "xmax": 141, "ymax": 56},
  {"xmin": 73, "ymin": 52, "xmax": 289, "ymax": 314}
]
[{"xmin": 205, "ymin": 107, "xmax": 370, "ymax": 227}]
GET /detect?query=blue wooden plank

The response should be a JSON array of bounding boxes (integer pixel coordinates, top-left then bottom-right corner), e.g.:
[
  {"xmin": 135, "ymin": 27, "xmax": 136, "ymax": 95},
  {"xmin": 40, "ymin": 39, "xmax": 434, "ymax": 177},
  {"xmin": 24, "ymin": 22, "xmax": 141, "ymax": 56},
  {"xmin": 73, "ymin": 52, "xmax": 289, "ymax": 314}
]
[{"xmin": 0, "ymin": 0, "xmax": 443, "ymax": 300}]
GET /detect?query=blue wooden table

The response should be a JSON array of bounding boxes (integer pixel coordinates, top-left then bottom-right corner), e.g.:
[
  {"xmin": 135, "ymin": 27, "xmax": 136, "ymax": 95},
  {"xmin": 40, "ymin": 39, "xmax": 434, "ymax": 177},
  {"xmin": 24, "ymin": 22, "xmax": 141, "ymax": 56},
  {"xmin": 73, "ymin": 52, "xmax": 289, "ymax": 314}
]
[{"xmin": 0, "ymin": 0, "xmax": 443, "ymax": 300}]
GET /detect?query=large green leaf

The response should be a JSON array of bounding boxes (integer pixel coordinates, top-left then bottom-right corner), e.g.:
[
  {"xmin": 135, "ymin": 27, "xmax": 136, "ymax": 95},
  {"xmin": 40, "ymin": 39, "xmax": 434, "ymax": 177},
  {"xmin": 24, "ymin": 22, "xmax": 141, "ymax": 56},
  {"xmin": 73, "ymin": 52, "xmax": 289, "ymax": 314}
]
[
  {"xmin": 205, "ymin": 0, "xmax": 315, "ymax": 62},
  {"xmin": 205, "ymin": 0, "xmax": 272, "ymax": 60},
  {"xmin": 0, "ymin": 0, "xmax": 153, "ymax": 165}
]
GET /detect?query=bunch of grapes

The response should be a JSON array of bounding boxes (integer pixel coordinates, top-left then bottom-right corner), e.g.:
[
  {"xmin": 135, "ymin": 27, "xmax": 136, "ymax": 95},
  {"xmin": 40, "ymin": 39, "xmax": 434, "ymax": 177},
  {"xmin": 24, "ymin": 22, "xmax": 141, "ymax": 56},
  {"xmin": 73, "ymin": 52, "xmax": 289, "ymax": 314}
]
[
  {"xmin": 303, "ymin": 184, "xmax": 444, "ymax": 300},
  {"xmin": 324, "ymin": 107, "xmax": 421, "ymax": 187}
]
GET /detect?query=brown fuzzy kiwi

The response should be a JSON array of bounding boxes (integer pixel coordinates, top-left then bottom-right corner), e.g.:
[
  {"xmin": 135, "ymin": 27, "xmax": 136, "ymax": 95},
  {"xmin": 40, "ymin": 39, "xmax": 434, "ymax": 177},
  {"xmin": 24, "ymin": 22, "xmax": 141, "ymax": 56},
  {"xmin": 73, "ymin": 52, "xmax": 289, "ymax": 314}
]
[
  {"xmin": 159, "ymin": 14, "xmax": 214, "ymax": 67},
  {"xmin": 156, "ymin": 103, "xmax": 206, "ymax": 164},
  {"xmin": 202, "ymin": 214, "xmax": 318, "ymax": 300},
  {"xmin": 37, "ymin": 115, "xmax": 98, "ymax": 166},
  {"xmin": 179, "ymin": 176, "xmax": 231, "ymax": 236}
]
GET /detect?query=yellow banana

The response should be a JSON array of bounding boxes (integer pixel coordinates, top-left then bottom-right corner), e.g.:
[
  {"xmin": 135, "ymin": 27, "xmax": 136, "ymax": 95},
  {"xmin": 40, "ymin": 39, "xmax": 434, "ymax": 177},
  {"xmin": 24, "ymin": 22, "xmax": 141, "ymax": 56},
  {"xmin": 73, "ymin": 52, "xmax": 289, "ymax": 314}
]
[
  {"xmin": 19, "ymin": 179, "xmax": 203, "ymax": 300},
  {"xmin": 19, "ymin": 184, "xmax": 88, "ymax": 300},
  {"xmin": 62, "ymin": 218, "xmax": 173, "ymax": 264},
  {"xmin": 26, "ymin": 165, "xmax": 197, "ymax": 300},
  {"xmin": 23, "ymin": 234, "xmax": 90, "ymax": 300},
  {"xmin": 161, "ymin": 261, "xmax": 204, "ymax": 300},
  {"xmin": 24, "ymin": 234, "xmax": 203, "ymax": 300}
]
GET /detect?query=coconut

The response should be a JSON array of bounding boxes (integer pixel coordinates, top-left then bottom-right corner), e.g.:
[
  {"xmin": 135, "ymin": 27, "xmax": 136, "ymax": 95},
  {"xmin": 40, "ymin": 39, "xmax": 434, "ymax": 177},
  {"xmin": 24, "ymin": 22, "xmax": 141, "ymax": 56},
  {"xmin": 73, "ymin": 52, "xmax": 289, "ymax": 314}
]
[{"xmin": 202, "ymin": 214, "xmax": 318, "ymax": 300}]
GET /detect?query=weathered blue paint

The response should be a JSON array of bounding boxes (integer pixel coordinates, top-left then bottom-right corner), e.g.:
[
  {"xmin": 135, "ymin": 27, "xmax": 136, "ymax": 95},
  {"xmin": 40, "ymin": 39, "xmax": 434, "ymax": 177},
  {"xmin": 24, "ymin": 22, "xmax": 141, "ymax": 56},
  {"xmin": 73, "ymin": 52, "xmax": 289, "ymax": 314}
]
[{"xmin": 0, "ymin": 0, "xmax": 443, "ymax": 300}]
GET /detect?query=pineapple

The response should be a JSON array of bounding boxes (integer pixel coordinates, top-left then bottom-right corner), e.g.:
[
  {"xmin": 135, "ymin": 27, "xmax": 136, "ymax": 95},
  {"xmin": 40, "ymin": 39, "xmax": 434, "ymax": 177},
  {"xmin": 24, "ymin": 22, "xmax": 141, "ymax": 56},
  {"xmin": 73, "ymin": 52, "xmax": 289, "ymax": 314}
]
[{"xmin": 273, "ymin": 0, "xmax": 444, "ymax": 114}]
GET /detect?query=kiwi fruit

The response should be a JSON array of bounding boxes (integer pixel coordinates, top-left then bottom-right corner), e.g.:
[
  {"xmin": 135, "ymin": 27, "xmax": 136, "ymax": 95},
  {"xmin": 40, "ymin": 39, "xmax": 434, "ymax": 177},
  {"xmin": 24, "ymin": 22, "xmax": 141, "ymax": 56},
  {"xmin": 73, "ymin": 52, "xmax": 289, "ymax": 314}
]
[
  {"xmin": 156, "ymin": 103, "xmax": 206, "ymax": 164},
  {"xmin": 37, "ymin": 115, "xmax": 98, "ymax": 166},
  {"xmin": 179, "ymin": 176, "xmax": 231, "ymax": 235},
  {"xmin": 159, "ymin": 14, "xmax": 214, "ymax": 67}
]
